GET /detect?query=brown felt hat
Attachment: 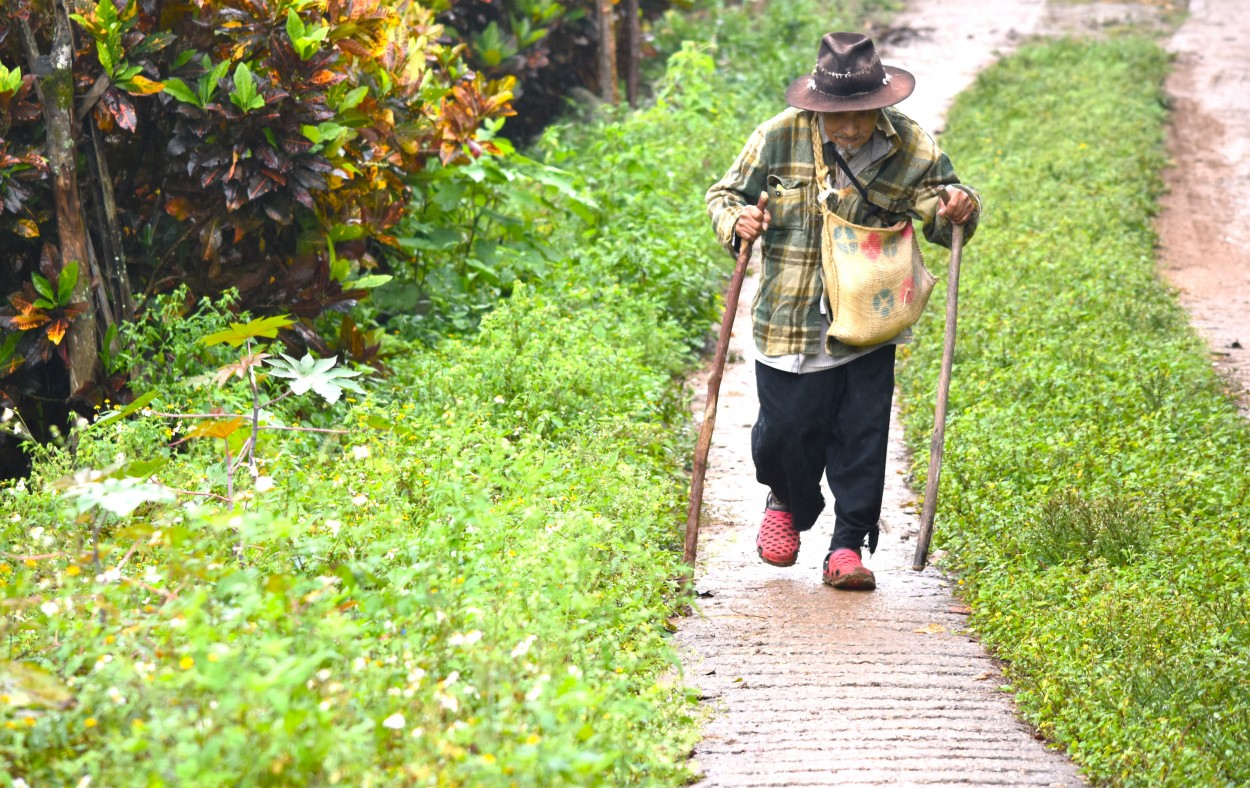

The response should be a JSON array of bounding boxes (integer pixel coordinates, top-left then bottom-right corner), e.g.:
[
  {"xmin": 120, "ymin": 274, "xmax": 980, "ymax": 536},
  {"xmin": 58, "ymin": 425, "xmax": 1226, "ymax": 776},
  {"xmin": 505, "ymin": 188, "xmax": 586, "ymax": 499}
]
[{"xmin": 785, "ymin": 32, "xmax": 915, "ymax": 113}]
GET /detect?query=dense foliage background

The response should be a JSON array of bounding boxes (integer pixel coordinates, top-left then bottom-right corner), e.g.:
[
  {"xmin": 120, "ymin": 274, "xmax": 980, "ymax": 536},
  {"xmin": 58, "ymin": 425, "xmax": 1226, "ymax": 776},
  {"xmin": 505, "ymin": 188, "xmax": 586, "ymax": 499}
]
[
  {"xmin": 0, "ymin": 0, "xmax": 900, "ymax": 783},
  {"xmin": 898, "ymin": 36, "xmax": 1250, "ymax": 785}
]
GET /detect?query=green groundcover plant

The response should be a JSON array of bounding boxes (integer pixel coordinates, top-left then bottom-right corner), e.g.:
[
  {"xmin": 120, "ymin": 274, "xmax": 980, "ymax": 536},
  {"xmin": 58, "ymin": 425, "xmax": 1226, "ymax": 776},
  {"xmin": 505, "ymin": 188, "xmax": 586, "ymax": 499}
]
[
  {"xmin": 0, "ymin": 0, "xmax": 899, "ymax": 784},
  {"xmin": 898, "ymin": 37, "xmax": 1250, "ymax": 785}
]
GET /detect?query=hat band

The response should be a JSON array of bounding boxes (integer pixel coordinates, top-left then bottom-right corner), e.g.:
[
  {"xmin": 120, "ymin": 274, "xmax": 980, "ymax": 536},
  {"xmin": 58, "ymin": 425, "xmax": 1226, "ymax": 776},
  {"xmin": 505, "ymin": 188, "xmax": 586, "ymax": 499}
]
[
  {"xmin": 806, "ymin": 71, "xmax": 892, "ymax": 100},
  {"xmin": 812, "ymin": 62, "xmax": 881, "ymax": 80}
]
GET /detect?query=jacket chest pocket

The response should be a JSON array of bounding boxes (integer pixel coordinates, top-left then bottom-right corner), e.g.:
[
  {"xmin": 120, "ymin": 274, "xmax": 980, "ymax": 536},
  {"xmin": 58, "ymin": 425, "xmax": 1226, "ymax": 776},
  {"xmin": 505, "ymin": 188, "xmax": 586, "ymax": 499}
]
[{"xmin": 766, "ymin": 175, "xmax": 809, "ymax": 231}]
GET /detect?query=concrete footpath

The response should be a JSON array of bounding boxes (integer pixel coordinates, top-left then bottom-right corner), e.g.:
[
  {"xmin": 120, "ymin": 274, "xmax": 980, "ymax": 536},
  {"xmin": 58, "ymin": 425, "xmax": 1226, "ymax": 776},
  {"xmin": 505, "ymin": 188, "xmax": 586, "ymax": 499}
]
[{"xmin": 675, "ymin": 1, "xmax": 1085, "ymax": 785}]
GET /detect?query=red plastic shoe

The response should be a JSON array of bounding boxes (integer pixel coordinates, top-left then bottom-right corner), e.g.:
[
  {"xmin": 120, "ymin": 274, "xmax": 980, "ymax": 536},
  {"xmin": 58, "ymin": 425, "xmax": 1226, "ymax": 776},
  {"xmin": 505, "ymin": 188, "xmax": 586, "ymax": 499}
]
[
  {"xmin": 756, "ymin": 503, "xmax": 799, "ymax": 567},
  {"xmin": 822, "ymin": 548, "xmax": 876, "ymax": 591}
]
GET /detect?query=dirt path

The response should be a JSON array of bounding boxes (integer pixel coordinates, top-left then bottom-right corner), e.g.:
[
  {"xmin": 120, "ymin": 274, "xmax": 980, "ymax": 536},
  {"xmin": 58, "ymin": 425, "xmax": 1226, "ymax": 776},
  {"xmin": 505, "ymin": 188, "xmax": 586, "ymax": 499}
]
[{"xmin": 1158, "ymin": 0, "xmax": 1250, "ymax": 415}]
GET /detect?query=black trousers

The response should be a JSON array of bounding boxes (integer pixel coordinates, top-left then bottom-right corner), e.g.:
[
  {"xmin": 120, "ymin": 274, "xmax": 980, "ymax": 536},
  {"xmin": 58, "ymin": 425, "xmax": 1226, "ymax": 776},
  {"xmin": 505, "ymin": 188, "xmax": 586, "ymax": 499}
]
[{"xmin": 751, "ymin": 345, "xmax": 895, "ymax": 553}]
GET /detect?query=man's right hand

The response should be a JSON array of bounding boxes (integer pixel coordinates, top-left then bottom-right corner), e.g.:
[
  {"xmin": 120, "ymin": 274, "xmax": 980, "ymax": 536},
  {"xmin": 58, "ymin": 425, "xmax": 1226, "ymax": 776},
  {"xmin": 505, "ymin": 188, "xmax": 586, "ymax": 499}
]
[{"xmin": 735, "ymin": 205, "xmax": 771, "ymax": 244}]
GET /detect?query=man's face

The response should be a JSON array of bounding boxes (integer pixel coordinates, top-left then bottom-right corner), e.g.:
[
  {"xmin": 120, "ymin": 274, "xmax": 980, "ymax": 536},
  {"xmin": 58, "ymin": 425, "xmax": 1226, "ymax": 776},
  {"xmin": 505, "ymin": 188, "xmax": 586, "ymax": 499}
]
[{"xmin": 822, "ymin": 109, "xmax": 878, "ymax": 151}]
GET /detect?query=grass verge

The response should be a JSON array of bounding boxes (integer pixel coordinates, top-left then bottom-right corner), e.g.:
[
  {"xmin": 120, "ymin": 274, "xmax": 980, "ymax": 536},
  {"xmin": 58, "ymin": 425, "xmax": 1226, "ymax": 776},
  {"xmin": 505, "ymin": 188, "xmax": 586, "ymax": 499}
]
[
  {"xmin": 0, "ymin": 1, "xmax": 897, "ymax": 784},
  {"xmin": 898, "ymin": 36, "xmax": 1250, "ymax": 785}
]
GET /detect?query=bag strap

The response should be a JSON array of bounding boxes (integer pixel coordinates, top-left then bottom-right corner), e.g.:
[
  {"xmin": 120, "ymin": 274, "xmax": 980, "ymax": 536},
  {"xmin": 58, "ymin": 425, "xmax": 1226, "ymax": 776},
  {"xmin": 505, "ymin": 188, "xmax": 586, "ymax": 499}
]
[{"xmin": 824, "ymin": 142, "xmax": 872, "ymax": 205}]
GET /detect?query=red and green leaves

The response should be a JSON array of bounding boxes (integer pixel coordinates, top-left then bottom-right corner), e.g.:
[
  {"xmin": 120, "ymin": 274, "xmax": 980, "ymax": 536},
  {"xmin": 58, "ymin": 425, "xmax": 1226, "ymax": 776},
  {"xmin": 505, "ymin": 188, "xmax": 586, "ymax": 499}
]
[{"xmin": 0, "ymin": 250, "xmax": 87, "ymax": 364}]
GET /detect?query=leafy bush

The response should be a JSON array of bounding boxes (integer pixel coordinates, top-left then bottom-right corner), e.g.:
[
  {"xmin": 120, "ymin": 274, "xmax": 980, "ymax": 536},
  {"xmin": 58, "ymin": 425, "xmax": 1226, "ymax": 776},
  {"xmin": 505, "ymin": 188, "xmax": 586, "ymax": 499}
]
[
  {"xmin": 897, "ymin": 37, "xmax": 1250, "ymax": 785},
  {"xmin": 1, "ymin": 0, "xmax": 907, "ymax": 782},
  {"xmin": 0, "ymin": 0, "xmax": 514, "ymax": 430}
]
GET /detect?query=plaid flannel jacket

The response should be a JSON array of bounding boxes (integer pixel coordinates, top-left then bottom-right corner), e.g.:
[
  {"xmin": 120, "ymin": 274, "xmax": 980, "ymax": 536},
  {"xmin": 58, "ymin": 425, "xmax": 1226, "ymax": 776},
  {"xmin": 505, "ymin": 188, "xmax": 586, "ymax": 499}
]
[{"xmin": 706, "ymin": 107, "xmax": 981, "ymax": 358}]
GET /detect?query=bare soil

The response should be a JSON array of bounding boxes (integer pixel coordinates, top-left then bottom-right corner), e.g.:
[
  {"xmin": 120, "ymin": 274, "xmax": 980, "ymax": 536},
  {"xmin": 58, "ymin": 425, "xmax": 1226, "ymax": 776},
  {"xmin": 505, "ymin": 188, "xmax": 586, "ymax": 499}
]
[
  {"xmin": 675, "ymin": 0, "xmax": 1245, "ymax": 783},
  {"xmin": 1158, "ymin": 0, "xmax": 1250, "ymax": 415}
]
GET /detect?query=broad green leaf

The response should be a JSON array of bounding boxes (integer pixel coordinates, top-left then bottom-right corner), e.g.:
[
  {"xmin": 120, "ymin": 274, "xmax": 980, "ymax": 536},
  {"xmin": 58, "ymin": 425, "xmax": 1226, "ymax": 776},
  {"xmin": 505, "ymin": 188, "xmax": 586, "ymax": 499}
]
[
  {"xmin": 91, "ymin": 390, "xmax": 158, "ymax": 430},
  {"xmin": 171, "ymin": 49, "xmax": 197, "ymax": 70},
  {"xmin": 130, "ymin": 30, "xmax": 175, "ymax": 57},
  {"xmin": 57, "ymin": 261, "xmax": 78, "ymax": 306},
  {"xmin": 338, "ymin": 86, "xmax": 369, "ymax": 111},
  {"xmin": 162, "ymin": 77, "xmax": 200, "ymax": 106},
  {"xmin": 31, "ymin": 273, "xmax": 54, "ymax": 304},
  {"xmin": 200, "ymin": 315, "xmax": 295, "ymax": 348},
  {"xmin": 230, "ymin": 62, "xmax": 265, "ymax": 112},
  {"xmin": 199, "ymin": 60, "xmax": 230, "ymax": 106},
  {"xmin": 0, "ymin": 332, "xmax": 21, "ymax": 368},
  {"xmin": 115, "ymin": 458, "xmax": 169, "ymax": 479},
  {"xmin": 342, "ymin": 274, "xmax": 392, "ymax": 290}
]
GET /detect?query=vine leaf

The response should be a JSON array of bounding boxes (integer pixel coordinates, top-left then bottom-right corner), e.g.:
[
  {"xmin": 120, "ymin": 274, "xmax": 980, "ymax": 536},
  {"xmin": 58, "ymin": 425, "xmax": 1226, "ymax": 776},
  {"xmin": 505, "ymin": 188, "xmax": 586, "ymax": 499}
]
[{"xmin": 263, "ymin": 352, "xmax": 364, "ymax": 404}]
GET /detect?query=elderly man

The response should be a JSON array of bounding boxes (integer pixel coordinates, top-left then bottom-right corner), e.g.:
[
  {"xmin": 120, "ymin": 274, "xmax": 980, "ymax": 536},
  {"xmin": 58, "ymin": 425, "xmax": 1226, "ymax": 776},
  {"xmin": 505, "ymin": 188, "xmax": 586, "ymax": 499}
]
[{"xmin": 706, "ymin": 32, "xmax": 979, "ymax": 590}]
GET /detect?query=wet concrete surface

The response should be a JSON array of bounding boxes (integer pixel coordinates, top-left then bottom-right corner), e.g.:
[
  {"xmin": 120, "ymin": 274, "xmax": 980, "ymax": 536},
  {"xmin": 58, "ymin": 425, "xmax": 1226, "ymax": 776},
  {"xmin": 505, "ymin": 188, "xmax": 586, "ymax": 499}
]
[
  {"xmin": 677, "ymin": 0, "xmax": 1250, "ymax": 783},
  {"xmin": 675, "ymin": 0, "xmax": 1086, "ymax": 785}
]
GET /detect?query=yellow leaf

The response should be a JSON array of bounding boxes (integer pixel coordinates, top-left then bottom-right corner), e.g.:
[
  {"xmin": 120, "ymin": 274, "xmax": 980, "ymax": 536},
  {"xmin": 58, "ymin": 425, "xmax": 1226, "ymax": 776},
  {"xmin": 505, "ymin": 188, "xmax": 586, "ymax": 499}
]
[
  {"xmin": 186, "ymin": 416, "xmax": 247, "ymax": 440},
  {"xmin": 913, "ymin": 622, "xmax": 947, "ymax": 635},
  {"xmin": 165, "ymin": 197, "xmax": 194, "ymax": 221},
  {"xmin": 126, "ymin": 75, "xmax": 166, "ymax": 95},
  {"xmin": 45, "ymin": 318, "xmax": 68, "ymax": 345}
]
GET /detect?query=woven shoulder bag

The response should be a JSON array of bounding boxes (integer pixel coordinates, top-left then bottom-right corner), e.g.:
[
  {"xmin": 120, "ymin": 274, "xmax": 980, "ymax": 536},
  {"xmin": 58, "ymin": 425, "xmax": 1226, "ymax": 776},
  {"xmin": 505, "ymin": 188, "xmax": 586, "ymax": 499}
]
[{"xmin": 811, "ymin": 121, "xmax": 936, "ymax": 347}]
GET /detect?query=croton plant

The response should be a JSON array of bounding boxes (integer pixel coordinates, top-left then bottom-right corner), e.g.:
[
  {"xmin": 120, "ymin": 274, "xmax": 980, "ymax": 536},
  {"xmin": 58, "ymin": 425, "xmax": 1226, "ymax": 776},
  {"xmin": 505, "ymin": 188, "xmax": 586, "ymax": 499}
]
[{"xmin": 0, "ymin": 0, "xmax": 515, "ymax": 438}]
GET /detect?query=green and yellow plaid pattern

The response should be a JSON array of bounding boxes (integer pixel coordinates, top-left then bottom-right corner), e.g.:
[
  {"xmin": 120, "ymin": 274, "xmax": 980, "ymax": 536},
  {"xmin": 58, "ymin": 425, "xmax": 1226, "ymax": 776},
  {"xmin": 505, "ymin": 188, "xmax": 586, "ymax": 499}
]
[{"xmin": 706, "ymin": 107, "xmax": 980, "ymax": 357}]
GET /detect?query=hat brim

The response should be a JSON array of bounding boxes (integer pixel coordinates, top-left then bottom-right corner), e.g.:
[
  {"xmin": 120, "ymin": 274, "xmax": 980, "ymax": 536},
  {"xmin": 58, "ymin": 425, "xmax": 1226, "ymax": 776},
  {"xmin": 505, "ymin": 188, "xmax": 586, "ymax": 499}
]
[{"xmin": 784, "ymin": 65, "xmax": 915, "ymax": 113}]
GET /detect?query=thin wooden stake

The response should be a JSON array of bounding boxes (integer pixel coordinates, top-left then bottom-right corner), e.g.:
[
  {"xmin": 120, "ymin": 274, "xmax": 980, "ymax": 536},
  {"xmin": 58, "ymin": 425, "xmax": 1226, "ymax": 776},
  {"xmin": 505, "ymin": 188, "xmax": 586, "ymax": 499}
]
[
  {"xmin": 913, "ymin": 198, "xmax": 966, "ymax": 571},
  {"xmin": 684, "ymin": 192, "xmax": 769, "ymax": 570}
]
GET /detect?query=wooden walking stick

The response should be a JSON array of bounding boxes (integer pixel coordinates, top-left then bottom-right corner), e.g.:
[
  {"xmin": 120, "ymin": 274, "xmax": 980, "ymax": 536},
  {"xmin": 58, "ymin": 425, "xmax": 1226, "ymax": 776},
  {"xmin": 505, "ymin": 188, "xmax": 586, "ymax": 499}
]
[
  {"xmin": 913, "ymin": 188, "xmax": 966, "ymax": 571},
  {"xmin": 684, "ymin": 191, "xmax": 769, "ymax": 568}
]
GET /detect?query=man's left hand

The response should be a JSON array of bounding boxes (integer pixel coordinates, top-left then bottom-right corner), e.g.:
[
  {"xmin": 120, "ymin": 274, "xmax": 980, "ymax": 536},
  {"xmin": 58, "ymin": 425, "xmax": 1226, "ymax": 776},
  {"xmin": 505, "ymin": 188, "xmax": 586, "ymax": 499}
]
[{"xmin": 937, "ymin": 188, "xmax": 976, "ymax": 225}]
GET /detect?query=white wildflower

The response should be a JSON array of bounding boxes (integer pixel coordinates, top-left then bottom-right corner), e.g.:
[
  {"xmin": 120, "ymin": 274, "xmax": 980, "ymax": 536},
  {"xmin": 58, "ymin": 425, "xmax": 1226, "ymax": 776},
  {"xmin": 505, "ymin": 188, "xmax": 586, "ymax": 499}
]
[
  {"xmin": 382, "ymin": 712, "xmax": 405, "ymax": 730},
  {"xmin": 510, "ymin": 635, "xmax": 537, "ymax": 659},
  {"xmin": 448, "ymin": 630, "xmax": 482, "ymax": 647},
  {"xmin": 436, "ymin": 692, "xmax": 459, "ymax": 713},
  {"xmin": 96, "ymin": 567, "xmax": 122, "ymax": 584}
]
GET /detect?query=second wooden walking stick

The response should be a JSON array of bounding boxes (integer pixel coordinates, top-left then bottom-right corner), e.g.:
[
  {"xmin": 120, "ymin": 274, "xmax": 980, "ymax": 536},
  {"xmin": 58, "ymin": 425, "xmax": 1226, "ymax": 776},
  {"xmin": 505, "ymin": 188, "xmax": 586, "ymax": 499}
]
[
  {"xmin": 684, "ymin": 191, "xmax": 769, "ymax": 568},
  {"xmin": 913, "ymin": 188, "xmax": 966, "ymax": 571}
]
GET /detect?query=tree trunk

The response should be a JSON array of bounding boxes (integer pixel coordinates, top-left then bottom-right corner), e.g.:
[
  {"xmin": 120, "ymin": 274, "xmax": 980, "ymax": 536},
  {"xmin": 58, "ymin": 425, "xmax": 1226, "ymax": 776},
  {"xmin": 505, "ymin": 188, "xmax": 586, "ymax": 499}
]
[
  {"xmin": 625, "ymin": 0, "xmax": 640, "ymax": 108},
  {"xmin": 597, "ymin": 0, "xmax": 619, "ymax": 105},
  {"xmin": 16, "ymin": 4, "xmax": 98, "ymax": 398},
  {"xmin": 88, "ymin": 121, "xmax": 135, "ymax": 324}
]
